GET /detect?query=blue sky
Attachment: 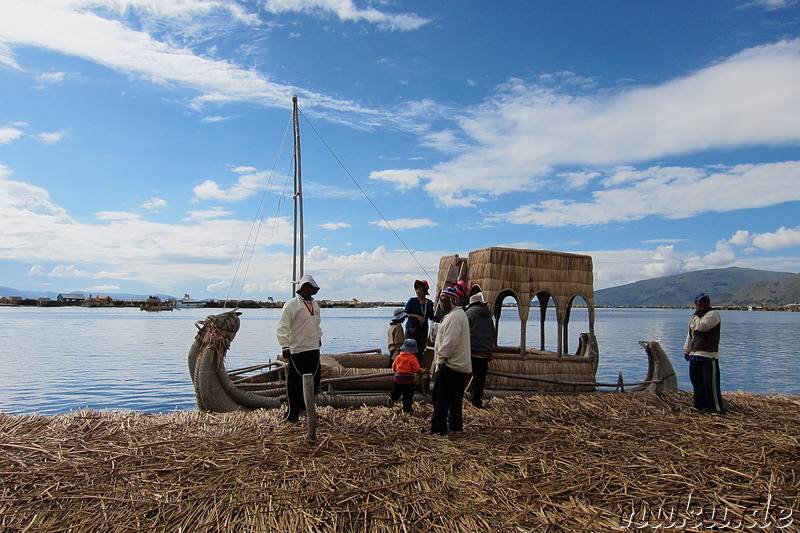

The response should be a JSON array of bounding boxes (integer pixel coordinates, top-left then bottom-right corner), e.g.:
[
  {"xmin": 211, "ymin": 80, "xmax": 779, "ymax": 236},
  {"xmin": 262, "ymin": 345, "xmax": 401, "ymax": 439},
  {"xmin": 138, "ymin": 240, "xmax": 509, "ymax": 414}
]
[{"xmin": 1, "ymin": 0, "xmax": 799, "ymax": 302}]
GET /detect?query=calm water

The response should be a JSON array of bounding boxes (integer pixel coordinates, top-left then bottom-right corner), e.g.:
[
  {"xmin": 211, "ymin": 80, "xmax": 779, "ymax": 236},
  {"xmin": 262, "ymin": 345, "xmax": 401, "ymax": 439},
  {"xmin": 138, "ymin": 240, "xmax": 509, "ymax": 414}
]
[{"xmin": 0, "ymin": 306, "xmax": 798, "ymax": 415}]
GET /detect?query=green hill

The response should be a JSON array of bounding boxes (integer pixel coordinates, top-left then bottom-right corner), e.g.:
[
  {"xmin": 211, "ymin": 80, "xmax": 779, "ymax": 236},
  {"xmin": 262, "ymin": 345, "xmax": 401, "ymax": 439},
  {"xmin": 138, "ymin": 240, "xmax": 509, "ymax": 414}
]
[{"xmin": 594, "ymin": 267, "xmax": 796, "ymax": 307}]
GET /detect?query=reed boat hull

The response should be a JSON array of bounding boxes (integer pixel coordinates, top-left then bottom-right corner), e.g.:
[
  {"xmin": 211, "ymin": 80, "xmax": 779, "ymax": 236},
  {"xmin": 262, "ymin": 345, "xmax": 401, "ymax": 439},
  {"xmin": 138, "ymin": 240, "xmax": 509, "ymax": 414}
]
[{"xmin": 188, "ymin": 311, "xmax": 676, "ymax": 413}]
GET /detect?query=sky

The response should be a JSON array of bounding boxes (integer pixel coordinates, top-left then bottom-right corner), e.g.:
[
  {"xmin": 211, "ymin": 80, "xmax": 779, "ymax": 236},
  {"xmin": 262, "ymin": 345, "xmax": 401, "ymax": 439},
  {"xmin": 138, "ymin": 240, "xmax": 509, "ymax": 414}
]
[{"xmin": 1, "ymin": 0, "xmax": 799, "ymax": 303}]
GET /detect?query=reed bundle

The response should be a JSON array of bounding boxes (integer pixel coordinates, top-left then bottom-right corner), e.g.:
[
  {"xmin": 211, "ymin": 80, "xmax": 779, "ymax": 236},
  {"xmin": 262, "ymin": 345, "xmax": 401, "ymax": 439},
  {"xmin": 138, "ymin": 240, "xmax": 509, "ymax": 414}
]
[{"xmin": 1, "ymin": 391, "xmax": 798, "ymax": 532}]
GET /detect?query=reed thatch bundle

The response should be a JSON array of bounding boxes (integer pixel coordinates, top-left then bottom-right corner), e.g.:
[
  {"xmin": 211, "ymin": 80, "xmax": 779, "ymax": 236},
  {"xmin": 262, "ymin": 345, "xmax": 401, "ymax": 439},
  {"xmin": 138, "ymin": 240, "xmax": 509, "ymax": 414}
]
[{"xmin": 1, "ymin": 391, "xmax": 797, "ymax": 532}]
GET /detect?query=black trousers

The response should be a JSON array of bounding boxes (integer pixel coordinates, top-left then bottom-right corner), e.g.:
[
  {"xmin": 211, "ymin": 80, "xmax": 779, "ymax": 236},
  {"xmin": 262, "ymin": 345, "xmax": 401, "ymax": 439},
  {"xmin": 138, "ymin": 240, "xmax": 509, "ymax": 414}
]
[
  {"xmin": 390, "ymin": 382, "xmax": 416, "ymax": 412},
  {"xmin": 430, "ymin": 363, "xmax": 469, "ymax": 435},
  {"xmin": 470, "ymin": 356, "xmax": 490, "ymax": 408},
  {"xmin": 285, "ymin": 349, "xmax": 321, "ymax": 419},
  {"xmin": 689, "ymin": 357, "xmax": 723, "ymax": 414}
]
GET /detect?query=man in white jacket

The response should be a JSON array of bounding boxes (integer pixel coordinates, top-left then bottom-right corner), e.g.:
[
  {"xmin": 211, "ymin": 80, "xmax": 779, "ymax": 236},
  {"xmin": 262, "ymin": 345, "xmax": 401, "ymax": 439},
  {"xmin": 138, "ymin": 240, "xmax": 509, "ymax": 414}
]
[
  {"xmin": 276, "ymin": 274, "xmax": 322, "ymax": 423},
  {"xmin": 429, "ymin": 286, "xmax": 472, "ymax": 435}
]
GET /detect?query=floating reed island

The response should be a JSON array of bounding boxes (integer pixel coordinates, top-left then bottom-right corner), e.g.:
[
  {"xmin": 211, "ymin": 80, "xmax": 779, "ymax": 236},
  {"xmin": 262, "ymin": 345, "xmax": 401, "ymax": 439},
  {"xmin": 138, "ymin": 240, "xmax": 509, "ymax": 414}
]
[{"xmin": 1, "ymin": 391, "xmax": 798, "ymax": 532}]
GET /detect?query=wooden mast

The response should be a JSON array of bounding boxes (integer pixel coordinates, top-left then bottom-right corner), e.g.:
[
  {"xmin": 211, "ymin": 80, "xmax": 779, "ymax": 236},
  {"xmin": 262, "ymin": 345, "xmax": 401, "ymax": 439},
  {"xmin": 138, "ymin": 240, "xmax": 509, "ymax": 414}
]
[{"xmin": 291, "ymin": 95, "xmax": 305, "ymax": 296}]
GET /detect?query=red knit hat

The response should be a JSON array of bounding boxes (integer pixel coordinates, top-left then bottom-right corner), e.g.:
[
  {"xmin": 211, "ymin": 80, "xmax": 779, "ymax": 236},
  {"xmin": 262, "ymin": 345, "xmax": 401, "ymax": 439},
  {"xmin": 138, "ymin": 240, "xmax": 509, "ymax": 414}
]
[{"xmin": 414, "ymin": 279, "xmax": 429, "ymax": 295}]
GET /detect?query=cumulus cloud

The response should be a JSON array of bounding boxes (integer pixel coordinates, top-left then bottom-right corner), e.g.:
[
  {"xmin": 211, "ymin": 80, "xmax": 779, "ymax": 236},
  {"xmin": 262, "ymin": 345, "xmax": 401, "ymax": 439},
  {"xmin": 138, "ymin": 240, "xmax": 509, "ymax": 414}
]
[
  {"xmin": 488, "ymin": 162, "xmax": 800, "ymax": 227},
  {"xmin": 141, "ymin": 197, "xmax": 167, "ymax": 210},
  {"xmin": 0, "ymin": 126, "xmax": 24, "ymax": 144},
  {"xmin": 751, "ymin": 226, "xmax": 800, "ymax": 250},
  {"xmin": 193, "ymin": 169, "xmax": 270, "ymax": 201},
  {"xmin": 49, "ymin": 264, "xmax": 94, "ymax": 278},
  {"xmin": 0, "ymin": 0, "xmax": 391, "ymax": 127},
  {"xmin": 373, "ymin": 40, "xmax": 800, "ymax": 207},
  {"xmin": 319, "ymin": 222, "xmax": 351, "ymax": 230},
  {"xmin": 84, "ymin": 285, "xmax": 121, "ymax": 292},
  {"xmin": 183, "ymin": 207, "xmax": 233, "ymax": 221},
  {"xmin": 261, "ymin": 0, "xmax": 430, "ymax": 31},
  {"xmin": 207, "ymin": 280, "xmax": 231, "ymax": 292},
  {"xmin": 37, "ymin": 131, "xmax": 66, "ymax": 144},
  {"xmin": 370, "ymin": 218, "xmax": 438, "ymax": 230},
  {"xmin": 26, "ymin": 264, "xmax": 45, "ymax": 276},
  {"xmin": 35, "ymin": 72, "xmax": 65, "ymax": 85}
]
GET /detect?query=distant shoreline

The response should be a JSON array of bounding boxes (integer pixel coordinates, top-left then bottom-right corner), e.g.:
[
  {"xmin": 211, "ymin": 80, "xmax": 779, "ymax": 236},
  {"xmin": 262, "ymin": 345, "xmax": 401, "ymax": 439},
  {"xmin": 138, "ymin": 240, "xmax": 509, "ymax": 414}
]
[{"xmin": 0, "ymin": 299, "xmax": 797, "ymax": 312}]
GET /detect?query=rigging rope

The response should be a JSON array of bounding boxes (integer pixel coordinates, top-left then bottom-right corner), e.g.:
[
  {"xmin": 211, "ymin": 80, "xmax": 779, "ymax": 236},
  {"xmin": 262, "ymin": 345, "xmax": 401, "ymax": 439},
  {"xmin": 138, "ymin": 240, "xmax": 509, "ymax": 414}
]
[
  {"xmin": 225, "ymin": 107, "xmax": 436, "ymax": 306},
  {"xmin": 298, "ymin": 110, "xmax": 435, "ymax": 286},
  {"xmin": 223, "ymin": 116, "xmax": 293, "ymax": 309}
]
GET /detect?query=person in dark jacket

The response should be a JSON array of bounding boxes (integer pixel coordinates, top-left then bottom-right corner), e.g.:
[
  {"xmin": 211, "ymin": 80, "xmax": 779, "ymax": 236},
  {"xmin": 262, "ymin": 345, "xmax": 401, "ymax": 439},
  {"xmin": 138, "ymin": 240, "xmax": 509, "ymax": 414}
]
[
  {"xmin": 683, "ymin": 292, "xmax": 723, "ymax": 415},
  {"xmin": 465, "ymin": 292, "xmax": 495, "ymax": 408}
]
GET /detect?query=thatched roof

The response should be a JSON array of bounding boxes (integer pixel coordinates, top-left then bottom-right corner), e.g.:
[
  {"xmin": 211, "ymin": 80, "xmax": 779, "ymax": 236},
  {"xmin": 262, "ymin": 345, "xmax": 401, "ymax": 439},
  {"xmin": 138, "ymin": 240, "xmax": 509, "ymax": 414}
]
[{"xmin": 1, "ymin": 391, "xmax": 797, "ymax": 532}]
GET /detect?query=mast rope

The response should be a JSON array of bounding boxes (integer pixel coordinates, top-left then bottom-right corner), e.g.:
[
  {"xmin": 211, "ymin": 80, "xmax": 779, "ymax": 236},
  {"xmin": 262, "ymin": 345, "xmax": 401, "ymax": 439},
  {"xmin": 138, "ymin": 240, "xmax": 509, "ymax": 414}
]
[
  {"xmin": 298, "ymin": 110, "xmax": 435, "ymax": 285},
  {"xmin": 223, "ymin": 115, "xmax": 294, "ymax": 308}
]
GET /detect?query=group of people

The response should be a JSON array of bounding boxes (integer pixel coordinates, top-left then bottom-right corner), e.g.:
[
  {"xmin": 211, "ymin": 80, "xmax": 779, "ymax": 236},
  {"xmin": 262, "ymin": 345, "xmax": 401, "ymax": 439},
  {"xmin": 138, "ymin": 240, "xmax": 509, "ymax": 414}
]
[{"xmin": 277, "ymin": 274, "xmax": 724, "ymax": 428}]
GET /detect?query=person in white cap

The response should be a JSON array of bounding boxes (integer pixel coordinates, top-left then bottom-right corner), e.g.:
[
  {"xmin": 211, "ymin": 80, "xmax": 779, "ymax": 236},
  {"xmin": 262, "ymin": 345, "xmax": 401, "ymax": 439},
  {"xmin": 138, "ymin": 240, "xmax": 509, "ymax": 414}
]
[{"xmin": 276, "ymin": 274, "xmax": 322, "ymax": 423}]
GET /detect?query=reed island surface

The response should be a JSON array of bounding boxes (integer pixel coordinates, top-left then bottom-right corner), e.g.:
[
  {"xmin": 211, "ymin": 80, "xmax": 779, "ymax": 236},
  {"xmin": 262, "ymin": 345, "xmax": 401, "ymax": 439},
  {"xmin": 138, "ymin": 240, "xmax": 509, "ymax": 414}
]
[{"xmin": 1, "ymin": 391, "xmax": 797, "ymax": 532}]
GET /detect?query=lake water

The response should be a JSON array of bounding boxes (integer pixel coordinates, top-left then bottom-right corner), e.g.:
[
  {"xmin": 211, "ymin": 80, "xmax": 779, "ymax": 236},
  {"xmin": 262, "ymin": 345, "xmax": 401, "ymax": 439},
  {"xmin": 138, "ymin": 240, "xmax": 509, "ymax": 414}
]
[{"xmin": 0, "ymin": 306, "xmax": 798, "ymax": 415}]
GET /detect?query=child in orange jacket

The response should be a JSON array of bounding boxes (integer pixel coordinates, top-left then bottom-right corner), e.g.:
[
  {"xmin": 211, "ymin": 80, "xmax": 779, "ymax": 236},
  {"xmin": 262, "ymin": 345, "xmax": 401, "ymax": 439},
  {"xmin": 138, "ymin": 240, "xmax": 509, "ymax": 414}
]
[{"xmin": 390, "ymin": 339, "xmax": 422, "ymax": 413}]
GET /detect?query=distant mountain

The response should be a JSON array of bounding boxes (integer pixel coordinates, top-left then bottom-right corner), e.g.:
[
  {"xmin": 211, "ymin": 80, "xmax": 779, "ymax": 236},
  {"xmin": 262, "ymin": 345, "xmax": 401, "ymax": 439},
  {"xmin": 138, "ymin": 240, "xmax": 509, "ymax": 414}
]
[
  {"xmin": 726, "ymin": 273, "xmax": 800, "ymax": 306},
  {"xmin": 594, "ymin": 267, "xmax": 796, "ymax": 307},
  {"xmin": 0, "ymin": 286, "xmax": 173, "ymax": 301}
]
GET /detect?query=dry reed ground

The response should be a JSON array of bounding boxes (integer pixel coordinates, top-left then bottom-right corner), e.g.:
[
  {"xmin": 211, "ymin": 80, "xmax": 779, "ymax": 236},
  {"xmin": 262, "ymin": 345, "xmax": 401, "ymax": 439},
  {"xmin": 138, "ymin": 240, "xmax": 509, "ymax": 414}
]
[{"xmin": 1, "ymin": 391, "xmax": 798, "ymax": 532}]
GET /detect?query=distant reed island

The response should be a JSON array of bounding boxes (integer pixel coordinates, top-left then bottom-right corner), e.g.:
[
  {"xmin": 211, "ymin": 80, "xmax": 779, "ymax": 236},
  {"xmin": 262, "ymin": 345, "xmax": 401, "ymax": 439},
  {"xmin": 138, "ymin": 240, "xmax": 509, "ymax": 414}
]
[
  {"xmin": 0, "ymin": 294, "xmax": 404, "ymax": 310},
  {"xmin": 1, "ymin": 294, "xmax": 797, "ymax": 312}
]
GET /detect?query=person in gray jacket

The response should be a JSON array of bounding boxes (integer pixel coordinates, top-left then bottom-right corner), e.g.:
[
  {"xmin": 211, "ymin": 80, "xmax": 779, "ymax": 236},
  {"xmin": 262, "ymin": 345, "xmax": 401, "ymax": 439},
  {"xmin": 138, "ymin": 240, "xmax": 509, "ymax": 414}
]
[{"xmin": 465, "ymin": 293, "xmax": 495, "ymax": 408}]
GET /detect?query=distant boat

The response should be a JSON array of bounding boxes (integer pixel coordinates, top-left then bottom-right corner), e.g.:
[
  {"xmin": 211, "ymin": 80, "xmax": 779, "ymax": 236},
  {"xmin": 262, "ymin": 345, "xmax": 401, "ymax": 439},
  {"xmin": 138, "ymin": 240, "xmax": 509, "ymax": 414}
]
[
  {"xmin": 187, "ymin": 97, "xmax": 678, "ymax": 413},
  {"xmin": 175, "ymin": 295, "xmax": 205, "ymax": 309}
]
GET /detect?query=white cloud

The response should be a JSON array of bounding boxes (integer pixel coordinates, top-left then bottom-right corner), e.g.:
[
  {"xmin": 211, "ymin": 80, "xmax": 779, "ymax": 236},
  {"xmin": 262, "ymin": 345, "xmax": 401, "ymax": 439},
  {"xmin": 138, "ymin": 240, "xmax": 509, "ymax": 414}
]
[
  {"xmin": 193, "ymin": 169, "xmax": 270, "ymax": 201},
  {"xmin": 740, "ymin": 0, "xmax": 799, "ymax": 11},
  {"xmin": 319, "ymin": 222, "xmax": 351, "ymax": 230},
  {"xmin": 201, "ymin": 115, "xmax": 232, "ymax": 123},
  {"xmin": 141, "ymin": 197, "xmax": 167, "ymax": 210},
  {"xmin": 95, "ymin": 211, "xmax": 142, "ymax": 221},
  {"xmin": 49, "ymin": 264, "xmax": 94, "ymax": 278},
  {"xmin": 370, "ymin": 218, "xmax": 438, "ymax": 230},
  {"xmin": 488, "ymin": 162, "xmax": 800, "ymax": 227},
  {"xmin": 26, "ymin": 264, "xmax": 45, "ymax": 276},
  {"xmin": 183, "ymin": 207, "xmax": 233, "ymax": 221},
  {"xmin": 0, "ymin": 126, "xmax": 24, "ymax": 144},
  {"xmin": 0, "ymin": 1, "xmax": 388, "ymax": 127},
  {"xmin": 375, "ymin": 40, "xmax": 800, "ymax": 207},
  {"xmin": 262, "ymin": 0, "xmax": 431, "ymax": 31},
  {"xmin": 729, "ymin": 230, "xmax": 752, "ymax": 247},
  {"xmin": 750, "ymin": 226, "xmax": 800, "ymax": 250},
  {"xmin": 83, "ymin": 285, "xmax": 120, "ymax": 292},
  {"xmin": 369, "ymin": 169, "xmax": 423, "ymax": 190},
  {"xmin": 35, "ymin": 71, "xmax": 65, "ymax": 84},
  {"xmin": 207, "ymin": 280, "xmax": 231, "ymax": 292},
  {"xmin": 37, "ymin": 131, "xmax": 66, "ymax": 144},
  {"xmin": 0, "ymin": 41, "xmax": 19, "ymax": 68}
]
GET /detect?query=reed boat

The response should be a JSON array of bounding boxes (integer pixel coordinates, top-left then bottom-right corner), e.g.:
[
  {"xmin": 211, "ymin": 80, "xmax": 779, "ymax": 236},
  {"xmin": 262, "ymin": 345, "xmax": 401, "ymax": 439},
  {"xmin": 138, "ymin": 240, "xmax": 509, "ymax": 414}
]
[
  {"xmin": 187, "ymin": 246, "xmax": 678, "ymax": 413},
  {"xmin": 186, "ymin": 97, "xmax": 677, "ymax": 413}
]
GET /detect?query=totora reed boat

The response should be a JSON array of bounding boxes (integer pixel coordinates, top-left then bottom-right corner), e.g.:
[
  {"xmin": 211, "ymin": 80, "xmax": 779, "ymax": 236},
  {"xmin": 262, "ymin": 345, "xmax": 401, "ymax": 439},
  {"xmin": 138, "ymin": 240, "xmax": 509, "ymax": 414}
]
[{"xmin": 187, "ymin": 98, "xmax": 678, "ymax": 413}]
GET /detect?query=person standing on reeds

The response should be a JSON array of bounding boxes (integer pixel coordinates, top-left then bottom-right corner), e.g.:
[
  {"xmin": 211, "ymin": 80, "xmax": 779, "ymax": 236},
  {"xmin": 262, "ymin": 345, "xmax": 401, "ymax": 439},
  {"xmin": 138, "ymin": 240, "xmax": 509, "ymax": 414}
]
[
  {"xmin": 404, "ymin": 280, "xmax": 437, "ymax": 357},
  {"xmin": 276, "ymin": 274, "xmax": 322, "ymax": 423},
  {"xmin": 390, "ymin": 339, "xmax": 422, "ymax": 413},
  {"xmin": 466, "ymin": 292, "xmax": 495, "ymax": 409},
  {"xmin": 428, "ymin": 286, "xmax": 472, "ymax": 435},
  {"xmin": 683, "ymin": 292, "xmax": 724, "ymax": 416},
  {"xmin": 388, "ymin": 308, "xmax": 408, "ymax": 363}
]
